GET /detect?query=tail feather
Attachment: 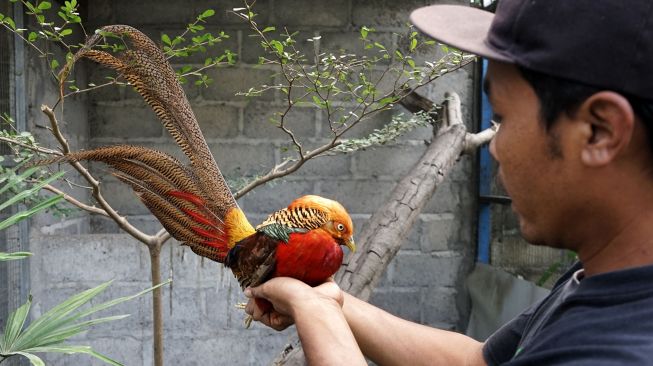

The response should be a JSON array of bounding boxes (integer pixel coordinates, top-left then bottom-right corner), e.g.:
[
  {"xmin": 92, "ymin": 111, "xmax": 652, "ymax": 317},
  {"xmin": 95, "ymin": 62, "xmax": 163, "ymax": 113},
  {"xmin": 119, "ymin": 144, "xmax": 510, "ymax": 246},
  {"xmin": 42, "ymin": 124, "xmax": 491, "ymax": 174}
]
[
  {"xmin": 51, "ymin": 26, "xmax": 255, "ymax": 263},
  {"xmin": 62, "ymin": 25, "xmax": 237, "ymax": 219}
]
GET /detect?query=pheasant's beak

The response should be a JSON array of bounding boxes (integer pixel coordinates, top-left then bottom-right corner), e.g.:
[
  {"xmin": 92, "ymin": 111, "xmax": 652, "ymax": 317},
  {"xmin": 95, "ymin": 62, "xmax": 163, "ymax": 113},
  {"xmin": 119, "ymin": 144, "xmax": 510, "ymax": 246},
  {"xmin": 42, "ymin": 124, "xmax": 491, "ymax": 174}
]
[{"xmin": 343, "ymin": 237, "xmax": 356, "ymax": 253}]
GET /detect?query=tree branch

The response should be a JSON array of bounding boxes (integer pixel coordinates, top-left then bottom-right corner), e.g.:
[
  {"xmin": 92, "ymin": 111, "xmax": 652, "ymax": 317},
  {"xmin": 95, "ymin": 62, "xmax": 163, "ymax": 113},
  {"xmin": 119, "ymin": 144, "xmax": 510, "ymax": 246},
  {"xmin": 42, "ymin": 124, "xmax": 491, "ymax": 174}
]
[
  {"xmin": 273, "ymin": 91, "xmax": 489, "ymax": 365},
  {"xmin": 42, "ymin": 184, "xmax": 109, "ymax": 216},
  {"xmin": 0, "ymin": 136, "xmax": 62, "ymax": 156},
  {"xmin": 40, "ymin": 105, "xmax": 158, "ymax": 246}
]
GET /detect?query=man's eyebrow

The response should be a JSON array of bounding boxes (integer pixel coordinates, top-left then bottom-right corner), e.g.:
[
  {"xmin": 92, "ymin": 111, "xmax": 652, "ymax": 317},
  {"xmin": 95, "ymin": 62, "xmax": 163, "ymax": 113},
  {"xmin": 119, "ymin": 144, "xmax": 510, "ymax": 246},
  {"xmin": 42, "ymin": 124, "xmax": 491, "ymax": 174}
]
[{"xmin": 483, "ymin": 78, "xmax": 491, "ymax": 96}]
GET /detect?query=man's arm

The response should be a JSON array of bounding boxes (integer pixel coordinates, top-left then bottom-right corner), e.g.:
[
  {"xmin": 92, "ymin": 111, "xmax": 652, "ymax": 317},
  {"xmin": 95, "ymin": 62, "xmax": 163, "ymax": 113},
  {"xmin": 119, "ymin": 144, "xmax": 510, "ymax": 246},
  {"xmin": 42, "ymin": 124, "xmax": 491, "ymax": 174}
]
[
  {"xmin": 246, "ymin": 277, "xmax": 486, "ymax": 366},
  {"xmin": 343, "ymin": 292, "xmax": 486, "ymax": 366}
]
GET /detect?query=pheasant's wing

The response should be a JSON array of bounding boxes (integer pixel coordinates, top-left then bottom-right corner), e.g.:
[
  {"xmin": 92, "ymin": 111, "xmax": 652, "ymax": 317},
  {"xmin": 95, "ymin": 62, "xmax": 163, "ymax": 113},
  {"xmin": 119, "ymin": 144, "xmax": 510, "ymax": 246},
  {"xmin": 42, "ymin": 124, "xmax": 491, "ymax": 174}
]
[
  {"xmin": 225, "ymin": 203, "xmax": 330, "ymax": 288},
  {"xmin": 224, "ymin": 232, "xmax": 279, "ymax": 289}
]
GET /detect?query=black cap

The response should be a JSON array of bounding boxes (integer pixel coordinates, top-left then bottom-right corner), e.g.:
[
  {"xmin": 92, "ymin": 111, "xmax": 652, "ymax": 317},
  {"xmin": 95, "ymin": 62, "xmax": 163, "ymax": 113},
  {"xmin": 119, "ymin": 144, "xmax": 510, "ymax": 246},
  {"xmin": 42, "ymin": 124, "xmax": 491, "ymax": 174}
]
[{"xmin": 410, "ymin": 0, "xmax": 653, "ymax": 100}]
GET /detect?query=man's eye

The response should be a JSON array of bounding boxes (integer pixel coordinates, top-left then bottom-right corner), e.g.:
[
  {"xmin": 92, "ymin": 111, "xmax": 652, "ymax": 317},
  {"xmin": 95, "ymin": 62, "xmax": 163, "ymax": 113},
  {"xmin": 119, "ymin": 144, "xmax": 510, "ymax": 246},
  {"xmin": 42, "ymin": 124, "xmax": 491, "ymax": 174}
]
[{"xmin": 491, "ymin": 113, "xmax": 503, "ymax": 124}]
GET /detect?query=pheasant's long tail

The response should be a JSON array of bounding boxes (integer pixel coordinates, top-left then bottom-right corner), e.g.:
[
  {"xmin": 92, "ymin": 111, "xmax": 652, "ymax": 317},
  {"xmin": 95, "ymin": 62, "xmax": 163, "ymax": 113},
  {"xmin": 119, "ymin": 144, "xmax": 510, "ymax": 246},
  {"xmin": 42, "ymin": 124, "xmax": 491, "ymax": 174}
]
[
  {"xmin": 39, "ymin": 145, "xmax": 252, "ymax": 262},
  {"xmin": 60, "ymin": 25, "xmax": 235, "ymax": 220}
]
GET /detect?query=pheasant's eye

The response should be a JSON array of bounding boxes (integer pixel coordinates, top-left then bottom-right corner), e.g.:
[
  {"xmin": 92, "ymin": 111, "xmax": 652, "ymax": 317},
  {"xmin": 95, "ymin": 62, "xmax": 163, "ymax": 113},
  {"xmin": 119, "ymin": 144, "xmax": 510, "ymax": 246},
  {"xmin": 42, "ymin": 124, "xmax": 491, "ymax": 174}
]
[{"xmin": 336, "ymin": 223, "xmax": 345, "ymax": 231}]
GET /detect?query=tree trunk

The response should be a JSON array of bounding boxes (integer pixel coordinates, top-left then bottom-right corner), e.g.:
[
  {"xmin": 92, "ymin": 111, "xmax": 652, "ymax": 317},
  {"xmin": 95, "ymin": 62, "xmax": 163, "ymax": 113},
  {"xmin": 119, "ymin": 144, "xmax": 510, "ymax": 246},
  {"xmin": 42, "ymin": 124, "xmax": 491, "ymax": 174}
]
[
  {"xmin": 272, "ymin": 92, "xmax": 497, "ymax": 365},
  {"xmin": 149, "ymin": 242, "xmax": 164, "ymax": 366}
]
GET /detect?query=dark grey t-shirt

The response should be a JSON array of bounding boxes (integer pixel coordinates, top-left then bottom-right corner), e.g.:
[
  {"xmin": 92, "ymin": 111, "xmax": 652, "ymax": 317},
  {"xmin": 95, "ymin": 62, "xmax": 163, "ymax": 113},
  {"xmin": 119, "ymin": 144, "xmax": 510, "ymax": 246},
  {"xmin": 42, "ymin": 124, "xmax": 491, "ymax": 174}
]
[{"xmin": 483, "ymin": 262, "xmax": 653, "ymax": 365}]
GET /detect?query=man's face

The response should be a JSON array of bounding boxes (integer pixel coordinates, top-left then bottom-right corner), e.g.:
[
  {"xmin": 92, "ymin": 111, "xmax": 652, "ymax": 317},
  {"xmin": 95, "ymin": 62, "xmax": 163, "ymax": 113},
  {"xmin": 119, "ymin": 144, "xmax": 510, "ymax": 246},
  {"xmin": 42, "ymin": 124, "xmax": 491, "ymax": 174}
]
[{"xmin": 487, "ymin": 61, "xmax": 576, "ymax": 247}]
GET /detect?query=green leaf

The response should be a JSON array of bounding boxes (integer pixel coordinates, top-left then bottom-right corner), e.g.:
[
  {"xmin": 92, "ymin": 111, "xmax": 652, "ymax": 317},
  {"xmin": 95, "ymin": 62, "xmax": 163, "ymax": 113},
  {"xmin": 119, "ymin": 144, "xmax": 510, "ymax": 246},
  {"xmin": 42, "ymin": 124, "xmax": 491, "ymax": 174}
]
[
  {"xmin": 2, "ymin": 295, "xmax": 32, "ymax": 351},
  {"xmin": 50, "ymin": 59, "xmax": 59, "ymax": 70},
  {"xmin": 409, "ymin": 38, "xmax": 417, "ymax": 52},
  {"xmin": 269, "ymin": 40, "xmax": 283, "ymax": 55},
  {"xmin": 4, "ymin": 16, "xmax": 16, "ymax": 30},
  {"xmin": 0, "ymin": 169, "xmax": 65, "ymax": 211},
  {"xmin": 0, "ymin": 252, "xmax": 32, "ymax": 262},
  {"xmin": 262, "ymin": 26, "xmax": 275, "ymax": 33},
  {"xmin": 37, "ymin": 1, "xmax": 51, "ymax": 10},
  {"xmin": 161, "ymin": 33, "xmax": 171, "ymax": 46},
  {"xmin": 28, "ymin": 32, "xmax": 37, "ymax": 42},
  {"xmin": 13, "ymin": 352, "xmax": 44, "ymax": 366},
  {"xmin": 0, "ymin": 194, "xmax": 64, "ymax": 231},
  {"xmin": 59, "ymin": 28, "xmax": 72, "ymax": 37},
  {"xmin": 200, "ymin": 9, "xmax": 215, "ymax": 19}
]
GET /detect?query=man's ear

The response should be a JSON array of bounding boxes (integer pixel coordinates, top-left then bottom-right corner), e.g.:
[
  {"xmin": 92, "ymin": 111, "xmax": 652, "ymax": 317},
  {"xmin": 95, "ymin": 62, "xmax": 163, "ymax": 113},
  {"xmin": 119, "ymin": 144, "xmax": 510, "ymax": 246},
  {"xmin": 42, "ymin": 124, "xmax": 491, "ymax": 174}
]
[{"xmin": 576, "ymin": 91, "xmax": 635, "ymax": 167}]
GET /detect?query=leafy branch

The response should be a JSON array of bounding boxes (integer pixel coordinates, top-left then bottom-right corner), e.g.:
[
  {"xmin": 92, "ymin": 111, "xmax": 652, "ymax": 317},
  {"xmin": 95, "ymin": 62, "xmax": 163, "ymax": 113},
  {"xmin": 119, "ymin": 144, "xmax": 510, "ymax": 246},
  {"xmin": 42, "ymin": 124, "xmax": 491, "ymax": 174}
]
[{"xmin": 230, "ymin": 2, "xmax": 474, "ymax": 197}]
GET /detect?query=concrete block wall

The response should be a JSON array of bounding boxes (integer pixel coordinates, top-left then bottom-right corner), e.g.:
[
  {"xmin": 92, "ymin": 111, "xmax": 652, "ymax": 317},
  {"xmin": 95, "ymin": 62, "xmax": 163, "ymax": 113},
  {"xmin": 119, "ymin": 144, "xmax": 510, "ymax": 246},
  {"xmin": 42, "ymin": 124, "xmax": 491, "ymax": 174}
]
[{"xmin": 27, "ymin": 0, "xmax": 478, "ymax": 364}]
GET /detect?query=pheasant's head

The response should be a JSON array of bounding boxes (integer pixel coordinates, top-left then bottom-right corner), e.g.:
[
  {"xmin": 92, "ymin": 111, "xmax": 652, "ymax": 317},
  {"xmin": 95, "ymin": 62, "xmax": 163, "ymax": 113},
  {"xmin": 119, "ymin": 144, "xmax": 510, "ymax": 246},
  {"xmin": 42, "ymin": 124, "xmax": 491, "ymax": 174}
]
[{"xmin": 292, "ymin": 195, "xmax": 356, "ymax": 252}]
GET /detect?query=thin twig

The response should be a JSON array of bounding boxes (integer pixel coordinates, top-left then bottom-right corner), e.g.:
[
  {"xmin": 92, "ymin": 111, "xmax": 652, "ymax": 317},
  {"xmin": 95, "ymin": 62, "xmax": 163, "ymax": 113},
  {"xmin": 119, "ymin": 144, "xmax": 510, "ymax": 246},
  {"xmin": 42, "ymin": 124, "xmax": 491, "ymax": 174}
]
[
  {"xmin": 42, "ymin": 184, "xmax": 109, "ymax": 216},
  {"xmin": 0, "ymin": 136, "xmax": 62, "ymax": 156}
]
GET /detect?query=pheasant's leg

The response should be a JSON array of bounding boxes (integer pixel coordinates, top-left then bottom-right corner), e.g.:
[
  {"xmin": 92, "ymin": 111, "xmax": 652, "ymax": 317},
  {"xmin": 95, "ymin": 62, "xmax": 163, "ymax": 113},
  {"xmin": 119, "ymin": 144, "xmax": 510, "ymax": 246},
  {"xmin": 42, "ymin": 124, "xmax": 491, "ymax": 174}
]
[{"xmin": 234, "ymin": 303, "xmax": 254, "ymax": 328}]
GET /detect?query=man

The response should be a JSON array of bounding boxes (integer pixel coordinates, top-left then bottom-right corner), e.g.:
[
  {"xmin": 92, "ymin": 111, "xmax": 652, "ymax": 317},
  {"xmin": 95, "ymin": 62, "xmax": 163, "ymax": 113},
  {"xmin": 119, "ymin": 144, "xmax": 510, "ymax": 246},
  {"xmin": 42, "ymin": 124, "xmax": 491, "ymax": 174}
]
[{"xmin": 245, "ymin": 1, "xmax": 653, "ymax": 364}]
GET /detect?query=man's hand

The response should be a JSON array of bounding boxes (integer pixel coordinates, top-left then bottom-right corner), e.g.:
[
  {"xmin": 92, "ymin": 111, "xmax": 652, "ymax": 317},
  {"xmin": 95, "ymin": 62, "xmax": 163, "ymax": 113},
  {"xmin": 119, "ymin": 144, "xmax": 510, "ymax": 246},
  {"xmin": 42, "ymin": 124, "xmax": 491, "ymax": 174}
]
[{"xmin": 244, "ymin": 277, "xmax": 343, "ymax": 331}]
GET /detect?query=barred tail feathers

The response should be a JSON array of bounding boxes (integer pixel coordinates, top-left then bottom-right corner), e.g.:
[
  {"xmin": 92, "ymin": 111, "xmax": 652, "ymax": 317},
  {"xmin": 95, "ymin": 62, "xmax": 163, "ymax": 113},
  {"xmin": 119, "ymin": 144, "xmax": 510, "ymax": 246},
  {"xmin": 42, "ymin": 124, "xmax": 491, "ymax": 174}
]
[
  {"xmin": 62, "ymin": 25, "xmax": 236, "ymax": 219},
  {"xmin": 34, "ymin": 146, "xmax": 247, "ymax": 263}
]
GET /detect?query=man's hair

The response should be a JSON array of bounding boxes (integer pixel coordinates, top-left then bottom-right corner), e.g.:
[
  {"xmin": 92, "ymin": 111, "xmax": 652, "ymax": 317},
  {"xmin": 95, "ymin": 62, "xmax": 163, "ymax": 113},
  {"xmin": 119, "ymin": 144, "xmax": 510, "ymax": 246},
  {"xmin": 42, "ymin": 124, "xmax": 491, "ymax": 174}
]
[{"xmin": 519, "ymin": 66, "xmax": 653, "ymax": 154}]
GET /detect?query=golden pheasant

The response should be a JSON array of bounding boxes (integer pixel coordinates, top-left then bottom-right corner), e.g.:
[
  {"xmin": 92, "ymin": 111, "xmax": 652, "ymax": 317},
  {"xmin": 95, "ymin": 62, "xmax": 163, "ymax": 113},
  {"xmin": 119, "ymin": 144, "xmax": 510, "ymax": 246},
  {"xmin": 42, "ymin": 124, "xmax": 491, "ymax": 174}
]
[{"xmin": 43, "ymin": 25, "xmax": 355, "ymax": 313}]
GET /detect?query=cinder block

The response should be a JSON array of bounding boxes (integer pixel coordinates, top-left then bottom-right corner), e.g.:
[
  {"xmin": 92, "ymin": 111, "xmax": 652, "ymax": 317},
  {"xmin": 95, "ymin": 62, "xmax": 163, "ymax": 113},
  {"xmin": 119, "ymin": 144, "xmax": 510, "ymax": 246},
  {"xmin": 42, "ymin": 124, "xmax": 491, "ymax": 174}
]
[
  {"xmin": 273, "ymin": 0, "xmax": 349, "ymax": 27},
  {"xmin": 402, "ymin": 218, "xmax": 422, "ymax": 250},
  {"xmin": 90, "ymin": 105, "xmax": 163, "ymax": 138},
  {"xmin": 111, "ymin": 0, "xmax": 199, "ymax": 26},
  {"xmin": 336, "ymin": 108, "xmax": 393, "ymax": 139},
  {"xmin": 163, "ymin": 331, "xmax": 288, "ymax": 365},
  {"xmin": 353, "ymin": 144, "xmax": 426, "ymax": 178},
  {"xmin": 86, "ymin": 0, "xmax": 114, "ymax": 25},
  {"xmin": 243, "ymin": 102, "xmax": 317, "ymax": 140},
  {"xmin": 292, "ymin": 153, "xmax": 352, "ymax": 178},
  {"xmin": 160, "ymin": 244, "xmax": 227, "ymax": 290},
  {"xmin": 202, "ymin": 66, "xmax": 277, "ymax": 101},
  {"xmin": 422, "ymin": 179, "xmax": 466, "ymax": 214},
  {"xmin": 209, "ymin": 141, "xmax": 276, "ymax": 177},
  {"xmin": 420, "ymin": 214, "xmax": 456, "ymax": 253},
  {"xmin": 391, "ymin": 251, "xmax": 464, "ymax": 287},
  {"xmin": 238, "ymin": 180, "xmax": 315, "ymax": 214},
  {"xmin": 320, "ymin": 30, "xmax": 394, "ymax": 65},
  {"xmin": 87, "ymin": 65, "xmax": 127, "ymax": 102},
  {"xmin": 317, "ymin": 179, "xmax": 398, "ymax": 214},
  {"xmin": 193, "ymin": 0, "xmax": 272, "ymax": 25},
  {"xmin": 32, "ymin": 234, "xmax": 150, "ymax": 284},
  {"xmin": 96, "ymin": 178, "xmax": 151, "ymax": 215},
  {"xmin": 194, "ymin": 104, "xmax": 241, "ymax": 139},
  {"xmin": 370, "ymin": 288, "xmax": 422, "ymax": 322},
  {"xmin": 39, "ymin": 335, "xmax": 145, "ymax": 366},
  {"xmin": 422, "ymin": 287, "xmax": 461, "ymax": 326},
  {"xmin": 352, "ymin": 0, "xmax": 467, "ymax": 28}
]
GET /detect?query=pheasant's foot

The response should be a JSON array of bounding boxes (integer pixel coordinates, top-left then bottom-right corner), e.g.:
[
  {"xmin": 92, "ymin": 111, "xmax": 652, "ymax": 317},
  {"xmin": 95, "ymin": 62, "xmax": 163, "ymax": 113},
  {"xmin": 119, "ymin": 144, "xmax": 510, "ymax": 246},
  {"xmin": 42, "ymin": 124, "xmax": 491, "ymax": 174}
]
[
  {"xmin": 244, "ymin": 315, "xmax": 253, "ymax": 328},
  {"xmin": 235, "ymin": 302, "xmax": 247, "ymax": 310}
]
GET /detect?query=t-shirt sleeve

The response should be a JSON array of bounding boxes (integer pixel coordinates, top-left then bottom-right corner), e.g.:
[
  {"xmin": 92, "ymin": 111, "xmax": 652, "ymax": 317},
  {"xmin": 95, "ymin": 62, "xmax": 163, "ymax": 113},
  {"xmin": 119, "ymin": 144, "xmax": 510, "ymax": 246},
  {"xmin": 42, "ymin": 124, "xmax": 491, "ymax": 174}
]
[{"xmin": 482, "ymin": 310, "xmax": 530, "ymax": 366}]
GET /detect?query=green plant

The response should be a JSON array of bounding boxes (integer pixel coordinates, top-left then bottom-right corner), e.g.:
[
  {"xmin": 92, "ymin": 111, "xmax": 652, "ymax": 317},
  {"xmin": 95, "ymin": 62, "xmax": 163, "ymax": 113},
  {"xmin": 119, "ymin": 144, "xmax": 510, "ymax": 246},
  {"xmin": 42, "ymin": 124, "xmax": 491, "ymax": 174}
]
[
  {"xmin": 0, "ymin": 161, "xmax": 172, "ymax": 365},
  {"xmin": 0, "ymin": 279, "xmax": 171, "ymax": 366}
]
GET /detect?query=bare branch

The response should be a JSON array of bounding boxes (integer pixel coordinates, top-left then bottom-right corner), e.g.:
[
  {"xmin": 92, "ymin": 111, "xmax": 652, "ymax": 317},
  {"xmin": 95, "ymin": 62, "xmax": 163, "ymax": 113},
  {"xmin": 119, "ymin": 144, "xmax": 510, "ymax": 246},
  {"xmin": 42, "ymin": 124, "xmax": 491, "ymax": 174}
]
[
  {"xmin": 40, "ymin": 105, "xmax": 157, "ymax": 246},
  {"xmin": 42, "ymin": 184, "xmax": 109, "ymax": 217},
  {"xmin": 0, "ymin": 136, "xmax": 62, "ymax": 156},
  {"xmin": 463, "ymin": 123, "xmax": 499, "ymax": 154}
]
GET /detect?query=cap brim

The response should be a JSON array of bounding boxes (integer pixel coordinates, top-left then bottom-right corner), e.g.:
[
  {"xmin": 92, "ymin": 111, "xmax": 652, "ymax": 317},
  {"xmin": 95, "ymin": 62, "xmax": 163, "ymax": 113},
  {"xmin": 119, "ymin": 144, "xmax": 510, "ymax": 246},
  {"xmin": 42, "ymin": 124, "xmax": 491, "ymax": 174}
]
[{"xmin": 410, "ymin": 5, "xmax": 512, "ymax": 63}]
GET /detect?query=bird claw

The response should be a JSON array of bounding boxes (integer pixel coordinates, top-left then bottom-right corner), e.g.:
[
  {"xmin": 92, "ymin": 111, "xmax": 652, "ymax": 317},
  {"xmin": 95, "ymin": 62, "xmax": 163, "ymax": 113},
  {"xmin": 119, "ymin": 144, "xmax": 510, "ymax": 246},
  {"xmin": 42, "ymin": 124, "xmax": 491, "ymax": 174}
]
[
  {"xmin": 234, "ymin": 303, "xmax": 253, "ymax": 328},
  {"xmin": 244, "ymin": 315, "xmax": 253, "ymax": 328}
]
